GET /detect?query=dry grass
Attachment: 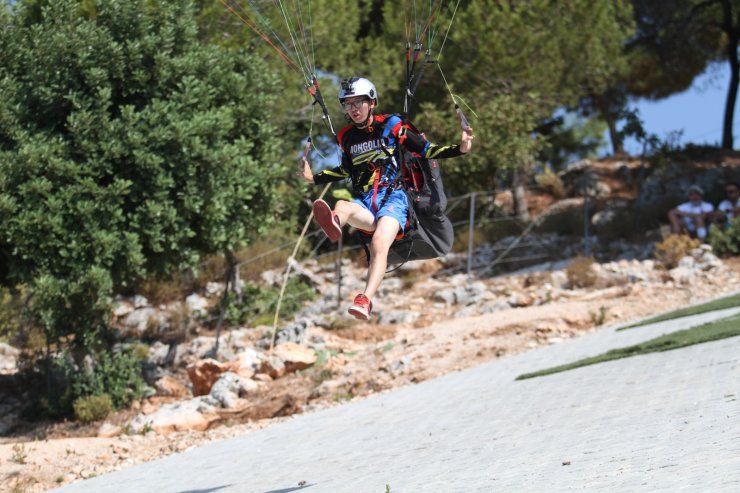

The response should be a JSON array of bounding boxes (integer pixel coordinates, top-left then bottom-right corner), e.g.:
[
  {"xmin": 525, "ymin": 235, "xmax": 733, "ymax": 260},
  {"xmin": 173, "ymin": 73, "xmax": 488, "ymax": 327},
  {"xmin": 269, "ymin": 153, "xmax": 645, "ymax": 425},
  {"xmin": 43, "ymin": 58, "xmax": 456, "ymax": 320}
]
[
  {"xmin": 566, "ymin": 255, "xmax": 598, "ymax": 288},
  {"xmin": 654, "ymin": 234, "xmax": 700, "ymax": 269}
]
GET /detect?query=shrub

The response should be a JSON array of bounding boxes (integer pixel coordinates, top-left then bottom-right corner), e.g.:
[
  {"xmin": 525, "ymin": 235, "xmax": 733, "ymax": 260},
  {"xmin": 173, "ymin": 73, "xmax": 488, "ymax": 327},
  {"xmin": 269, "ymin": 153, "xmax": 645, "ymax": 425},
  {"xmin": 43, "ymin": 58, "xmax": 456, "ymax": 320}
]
[
  {"xmin": 709, "ymin": 218, "xmax": 740, "ymax": 257},
  {"xmin": 64, "ymin": 346, "xmax": 148, "ymax": 411},
  {"xmin": 1, "ymin": 0, "xmax": 285, "ymax": 365},
  {"xmin": 73, "ymin": 394, "xmax": 113, "ymax": 423},
  {"xmin": 566, "ymin": 256, "xmax": 597, "ymax": 288},
  {"xmin": 535, "ymin": 168, "xmax": 566, "ymax": 199},
  {"xmin": 654, "ymin": 234, "xmax": 700, "ymax": 269},
  {"xmin": 220, "ymin": 278, "xmax": 316, "ymax": 327},
  {"xmin": 0, "ymin": 287, "xmax": 25, "ymax": 343},
  {"xmin": 16, "ymin": 347, "xmax": 143, "ymax": 418}
]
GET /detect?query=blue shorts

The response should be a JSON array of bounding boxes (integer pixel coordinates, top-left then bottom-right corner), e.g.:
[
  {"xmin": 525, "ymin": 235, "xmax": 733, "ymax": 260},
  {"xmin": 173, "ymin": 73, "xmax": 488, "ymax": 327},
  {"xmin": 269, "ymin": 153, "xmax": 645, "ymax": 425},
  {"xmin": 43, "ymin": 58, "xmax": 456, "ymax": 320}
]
[{"xmin": 355, "ymin": 188, "xmax": 409, "ymax": 230}]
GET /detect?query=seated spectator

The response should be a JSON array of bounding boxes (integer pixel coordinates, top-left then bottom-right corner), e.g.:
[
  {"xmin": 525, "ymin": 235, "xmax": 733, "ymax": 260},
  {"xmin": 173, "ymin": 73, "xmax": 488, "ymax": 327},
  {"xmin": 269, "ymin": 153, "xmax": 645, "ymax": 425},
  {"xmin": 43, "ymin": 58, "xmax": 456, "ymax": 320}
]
[
  {"xmin": 713, "ymin": 181, "xmax": 740, "ymax": 228},
  {"xmin": 668, "ymin": 185, "xmax": 714, "ymax": 240}
]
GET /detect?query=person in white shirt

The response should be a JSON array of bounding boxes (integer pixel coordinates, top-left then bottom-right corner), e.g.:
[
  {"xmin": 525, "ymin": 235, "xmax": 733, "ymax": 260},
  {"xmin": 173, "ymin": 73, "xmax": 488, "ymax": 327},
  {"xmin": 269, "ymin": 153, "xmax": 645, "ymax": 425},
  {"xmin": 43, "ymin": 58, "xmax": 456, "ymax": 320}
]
[
  {"xmin": 668, "ymin": 185, "xmax": 714, "ymax": 240},
  {"xmin": 713, "ymin": 181, "xmax": 740, "ymax": 228}
]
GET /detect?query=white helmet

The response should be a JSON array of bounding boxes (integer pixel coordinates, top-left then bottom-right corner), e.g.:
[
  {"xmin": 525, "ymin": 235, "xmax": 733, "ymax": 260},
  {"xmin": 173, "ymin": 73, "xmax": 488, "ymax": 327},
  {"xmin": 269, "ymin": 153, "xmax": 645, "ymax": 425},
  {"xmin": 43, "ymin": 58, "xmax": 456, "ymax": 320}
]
[{"xmin": 338, "ymin": 77, "xmax": 377, "ymax": 105}]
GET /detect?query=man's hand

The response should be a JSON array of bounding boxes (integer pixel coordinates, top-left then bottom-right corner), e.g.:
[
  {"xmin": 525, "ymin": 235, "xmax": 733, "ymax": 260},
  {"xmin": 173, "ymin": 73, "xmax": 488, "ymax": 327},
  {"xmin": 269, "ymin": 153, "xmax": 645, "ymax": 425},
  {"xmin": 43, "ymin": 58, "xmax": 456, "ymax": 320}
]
[
  {"xmin": 300, "ymin": 158, "xmax": 314, "ymax": 183},
  {"xmin": 460, "ymin": 127, "xmax": 474, "ymax": 154}
]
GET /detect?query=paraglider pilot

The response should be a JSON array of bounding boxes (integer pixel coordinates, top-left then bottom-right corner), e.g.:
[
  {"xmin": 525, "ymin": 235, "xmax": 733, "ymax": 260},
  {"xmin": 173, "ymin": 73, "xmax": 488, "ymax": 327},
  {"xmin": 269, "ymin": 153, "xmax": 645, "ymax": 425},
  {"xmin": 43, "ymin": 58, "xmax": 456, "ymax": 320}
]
[{"xmin": 301, "ymin": 77, "xmax": 473, "ymax": 320}]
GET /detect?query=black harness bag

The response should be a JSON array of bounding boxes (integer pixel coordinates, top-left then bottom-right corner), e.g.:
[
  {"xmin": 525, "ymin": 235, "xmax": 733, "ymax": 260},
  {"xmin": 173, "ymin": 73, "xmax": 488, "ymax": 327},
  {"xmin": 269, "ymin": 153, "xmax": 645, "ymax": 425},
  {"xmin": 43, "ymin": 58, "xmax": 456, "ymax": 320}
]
[{"xmin": 386, "ymin": 155, "xmax": 454, "ymax": 265}]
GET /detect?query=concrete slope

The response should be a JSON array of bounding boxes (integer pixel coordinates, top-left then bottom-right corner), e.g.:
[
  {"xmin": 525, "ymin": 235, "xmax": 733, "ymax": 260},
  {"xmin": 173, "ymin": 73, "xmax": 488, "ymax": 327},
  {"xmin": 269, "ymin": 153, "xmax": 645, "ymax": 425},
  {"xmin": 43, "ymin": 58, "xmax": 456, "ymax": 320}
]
[{"xmin": 52, "ymin": 307, "xmax": 740, "ymax": 493}]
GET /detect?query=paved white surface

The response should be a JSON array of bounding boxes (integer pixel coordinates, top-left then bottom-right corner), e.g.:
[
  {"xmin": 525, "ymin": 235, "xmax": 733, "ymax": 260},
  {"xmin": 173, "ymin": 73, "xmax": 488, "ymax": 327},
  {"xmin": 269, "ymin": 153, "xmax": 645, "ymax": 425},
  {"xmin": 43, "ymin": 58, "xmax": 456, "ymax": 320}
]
[{"xmin": 53, "ymin": 307, "xmax": 740, "ymax": 493}]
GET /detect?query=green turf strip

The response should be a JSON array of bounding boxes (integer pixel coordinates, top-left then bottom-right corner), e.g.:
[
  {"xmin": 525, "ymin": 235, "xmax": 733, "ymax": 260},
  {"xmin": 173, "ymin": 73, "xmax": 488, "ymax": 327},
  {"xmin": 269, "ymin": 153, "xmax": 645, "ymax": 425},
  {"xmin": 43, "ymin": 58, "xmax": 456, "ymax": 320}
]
[
  {"xmin": 516, "ymin": 312, "xmax": 740, "ymax": 380},
  {"xmin": 619, "ymin": 292, "xmax": 740, "ymax": 330}
]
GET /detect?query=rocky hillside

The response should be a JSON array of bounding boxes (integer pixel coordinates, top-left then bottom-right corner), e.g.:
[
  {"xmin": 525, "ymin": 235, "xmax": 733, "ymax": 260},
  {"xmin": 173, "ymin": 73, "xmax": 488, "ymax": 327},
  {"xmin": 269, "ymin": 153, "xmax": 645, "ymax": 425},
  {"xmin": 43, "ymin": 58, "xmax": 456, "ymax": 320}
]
[{"xmin": 2, "ymin": 154, "xmax": 740, "ymax": 491}]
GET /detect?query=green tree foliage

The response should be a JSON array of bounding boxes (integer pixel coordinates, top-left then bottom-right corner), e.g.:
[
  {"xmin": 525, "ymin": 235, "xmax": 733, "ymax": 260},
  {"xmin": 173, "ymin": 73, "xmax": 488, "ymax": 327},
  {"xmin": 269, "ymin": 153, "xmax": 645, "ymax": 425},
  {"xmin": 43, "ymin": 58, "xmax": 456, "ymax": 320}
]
[
  {"xmin": 432, "ymin": 1, "xmax": 633, "ymax": 108},
  {"xmin": 197, "ymin": 1, "xmax": 635, "ymax": 191},
  {"xmin": 0, "ymin": 0, "xmax": 284, "ymax": 353},
  {"xmin": 417, "ymin": 93, "xmax": 545, "ymax": 195},
  {"xmin": 627, "ymin": 1, "xmax": 736, "ymax": 149},
  {"xmin": 395, "ymin": 1, "xmax": 632, "ymax": 192},
  {"xmin": 194, "ymin": 0, "xmax": 369, "ymax": 157},
  {"xmin": 0, "ymin": 286, "xmax": 26, "ymax": 343},
  {"xmin": 628, "ymin": 1, "xmax": 724, "ymax": 100},
  {"xmin": 537, "ymin": 114, "xmax": 607, "ymax": 171}
]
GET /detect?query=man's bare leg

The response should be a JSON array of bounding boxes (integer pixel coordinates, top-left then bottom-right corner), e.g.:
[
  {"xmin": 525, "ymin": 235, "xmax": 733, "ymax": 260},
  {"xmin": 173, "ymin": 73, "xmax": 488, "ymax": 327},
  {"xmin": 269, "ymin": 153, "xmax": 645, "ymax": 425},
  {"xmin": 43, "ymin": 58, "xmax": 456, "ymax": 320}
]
[
  {"xmin": 334, "ymin": 200, "xmax": 376, "ymax": 231},
  {"xmin": 694, "ymin": 214, "xmax": 707, "ymax": 239},
  {"xmin": 668, "ymin": 209, "xmax": 683, "ymax": 235},
  {"xmin": 333, "ymin": 204, "xmax": 401, "ymax": 297},
  {"xmin": 363, "ymin": 216, "xmax": 401, "ymax": 300}
]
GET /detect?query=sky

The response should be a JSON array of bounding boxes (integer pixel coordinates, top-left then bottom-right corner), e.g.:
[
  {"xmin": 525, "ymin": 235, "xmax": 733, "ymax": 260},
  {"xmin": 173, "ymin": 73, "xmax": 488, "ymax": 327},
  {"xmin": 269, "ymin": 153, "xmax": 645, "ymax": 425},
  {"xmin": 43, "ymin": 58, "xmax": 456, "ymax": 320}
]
[{"xmin": 621, "ymin": 62, "xmax": 731, "ymax": 155}]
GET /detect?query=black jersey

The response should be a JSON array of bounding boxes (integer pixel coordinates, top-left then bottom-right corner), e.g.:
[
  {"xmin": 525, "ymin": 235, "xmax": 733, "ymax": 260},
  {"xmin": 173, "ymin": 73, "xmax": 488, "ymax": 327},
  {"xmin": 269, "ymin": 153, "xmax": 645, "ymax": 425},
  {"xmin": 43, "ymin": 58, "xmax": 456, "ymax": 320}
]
[{"xmin": 313, "ymin": 114, "xmax": 464, "ymax": 195}]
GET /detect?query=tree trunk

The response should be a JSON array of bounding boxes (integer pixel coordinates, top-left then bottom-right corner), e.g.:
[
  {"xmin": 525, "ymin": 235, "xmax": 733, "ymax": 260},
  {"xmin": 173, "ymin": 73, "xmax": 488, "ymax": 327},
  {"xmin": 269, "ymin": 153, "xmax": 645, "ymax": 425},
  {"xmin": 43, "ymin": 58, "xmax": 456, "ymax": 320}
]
[
  {"xmin": 607, "ymin": 114, "xmax": 625, "ymax": 156},
  {"xmin": 210, "ymin": 250, "xmax": 238, "ymax": 359},
  {"xmin": 721, "ymin": 0, "xmax": 740, "ymax": 150},
  {"xmin": 513, "ymin": 171, "xmax": 530, "ymax": 221},
  {"xmin": 225, "ymin": 249, "xmax": 241, "ymax": 301}
]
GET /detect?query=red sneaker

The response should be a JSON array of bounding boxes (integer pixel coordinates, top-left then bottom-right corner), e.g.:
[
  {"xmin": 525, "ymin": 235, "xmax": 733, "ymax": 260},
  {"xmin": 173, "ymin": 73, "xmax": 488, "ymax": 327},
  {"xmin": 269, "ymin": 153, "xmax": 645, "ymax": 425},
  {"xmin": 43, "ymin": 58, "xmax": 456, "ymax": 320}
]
[
  {"xmin": 312, "ymin": 199, "xmax": 342, "ymax": 242},
  {"xmin": 348, "ymin": 293, "xmax": 372, "ymax": 321}
]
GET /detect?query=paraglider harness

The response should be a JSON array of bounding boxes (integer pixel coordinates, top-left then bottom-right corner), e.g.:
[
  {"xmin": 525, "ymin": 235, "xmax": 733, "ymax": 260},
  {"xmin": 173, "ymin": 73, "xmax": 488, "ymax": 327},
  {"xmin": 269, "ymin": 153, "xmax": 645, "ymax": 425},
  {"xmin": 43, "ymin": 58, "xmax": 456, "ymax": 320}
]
[{"xmin": 343, "ymin": 115, "xmax": 454, "ymax": 266}]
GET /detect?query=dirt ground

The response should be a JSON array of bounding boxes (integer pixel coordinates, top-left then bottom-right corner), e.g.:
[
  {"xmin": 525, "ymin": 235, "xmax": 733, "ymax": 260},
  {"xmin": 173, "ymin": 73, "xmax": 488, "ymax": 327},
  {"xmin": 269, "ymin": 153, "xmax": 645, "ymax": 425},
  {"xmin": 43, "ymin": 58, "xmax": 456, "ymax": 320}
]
[{"xmin": 2, "ymin": 258, "xmax": 740, "ymax": 493}]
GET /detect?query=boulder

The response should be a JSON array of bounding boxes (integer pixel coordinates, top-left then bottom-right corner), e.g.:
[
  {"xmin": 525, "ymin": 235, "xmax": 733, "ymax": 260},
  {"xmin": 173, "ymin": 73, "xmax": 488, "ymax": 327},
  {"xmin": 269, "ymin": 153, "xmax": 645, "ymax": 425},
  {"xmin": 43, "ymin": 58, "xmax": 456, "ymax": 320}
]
[
  {"xmin": 122, "ymin": 307, "xmax": 161, "ymax": 334},
  {"xmin": 132, "ymin": 295, "xmax": 149, "ymax": 308},
  {"xmin": 224, "ymin": 329, "xmax": 254, "ymax": 353},
  {"xmin": 173, "ymin": 336, "xmax": 224, "ymax": 366},
  {"xmin": 209, "ymin": 373, "xmax": 259, "ymax": 409},
  {"xmin": 112, "ymin": 300, "xmax": 134, "ymax": 318},
  {"xmin": 185, "ymin": 293, "xmax": 209, "ymax": 316},
  {"xmin": 273, "ymin": 319, "xmax": 309, "ymax": 346},
  {"xmin": 287, "ymin": 256, "xmax": 324, "ymax": 288},
  {"xmin": 129, "ymin": 396, "xmax": 220, "ymax": 434},
  {"xmin": 433, "ymin": 288, "xmax": 457, "ymax": 305},
  {"xmin": 668, "ymin": 266, "xmax": 695, "ymax": 285},
  {"xmin": 97, "ymin": 422, "xmax": 122, "ymax": 438},
  {"xmin": 507, "ymin": 292, "xmax": 535, "ymax": 308},
  {"xmin": 231, "ymin": 348, "xmax": 262, "ymax": 378},
  {"xmin": 0, "ymin": 343, "xmax": 19, "ymax": 374},
  {"xmin": 186, "ymin": 359, "xmax": 230, "ymax": 396},
  {"xmin": 205, "ymin": 282, "xmax": 224, "ymax": 296},
  {"xmin": 154, "ymin": 375, "xmax": 190, "ymax": 398},
  {"xmin": 146, "ymin": 341, "xmax": 171, "ymax": 366},
  {"xmin": 433, "ymin": 282, "xmax": 488, "ymax": 306},
  {"xmin": 257, "ymin": 354, "xmax": 286, "ymax": 379},
  {"xmin": 185, "ymin": 336, "xmax": 218, "ymax": 359},
  {"xmin": 272, "ymin": 342, "xmax": 317, "ymax": 373},
  {"xmin": 378, "ymin": 310, "xmax": 419, "ymax": 325}
]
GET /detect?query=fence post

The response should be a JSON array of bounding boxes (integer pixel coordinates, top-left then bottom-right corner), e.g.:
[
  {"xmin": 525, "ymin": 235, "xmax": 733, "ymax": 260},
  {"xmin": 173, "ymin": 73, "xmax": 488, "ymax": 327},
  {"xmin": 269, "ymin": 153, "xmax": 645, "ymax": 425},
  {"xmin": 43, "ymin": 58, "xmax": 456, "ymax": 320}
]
[
  {"xmin": 467, "ymin": 192, "xmax": 476, "ymax": 276},
  {"xmin": 336, "ymin": 235, "xmax": 343, "ymax": 309},
  {"xmin": 583, "ymin": 180, "xmax": 590, "ymax": 257},
  {"xmin": 582, "ymin": 169, "xmax": 596, "ymax": 257},
  {"xmin": 233, "ymin": 263, "xmax": 242, "ymax": 302}
]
